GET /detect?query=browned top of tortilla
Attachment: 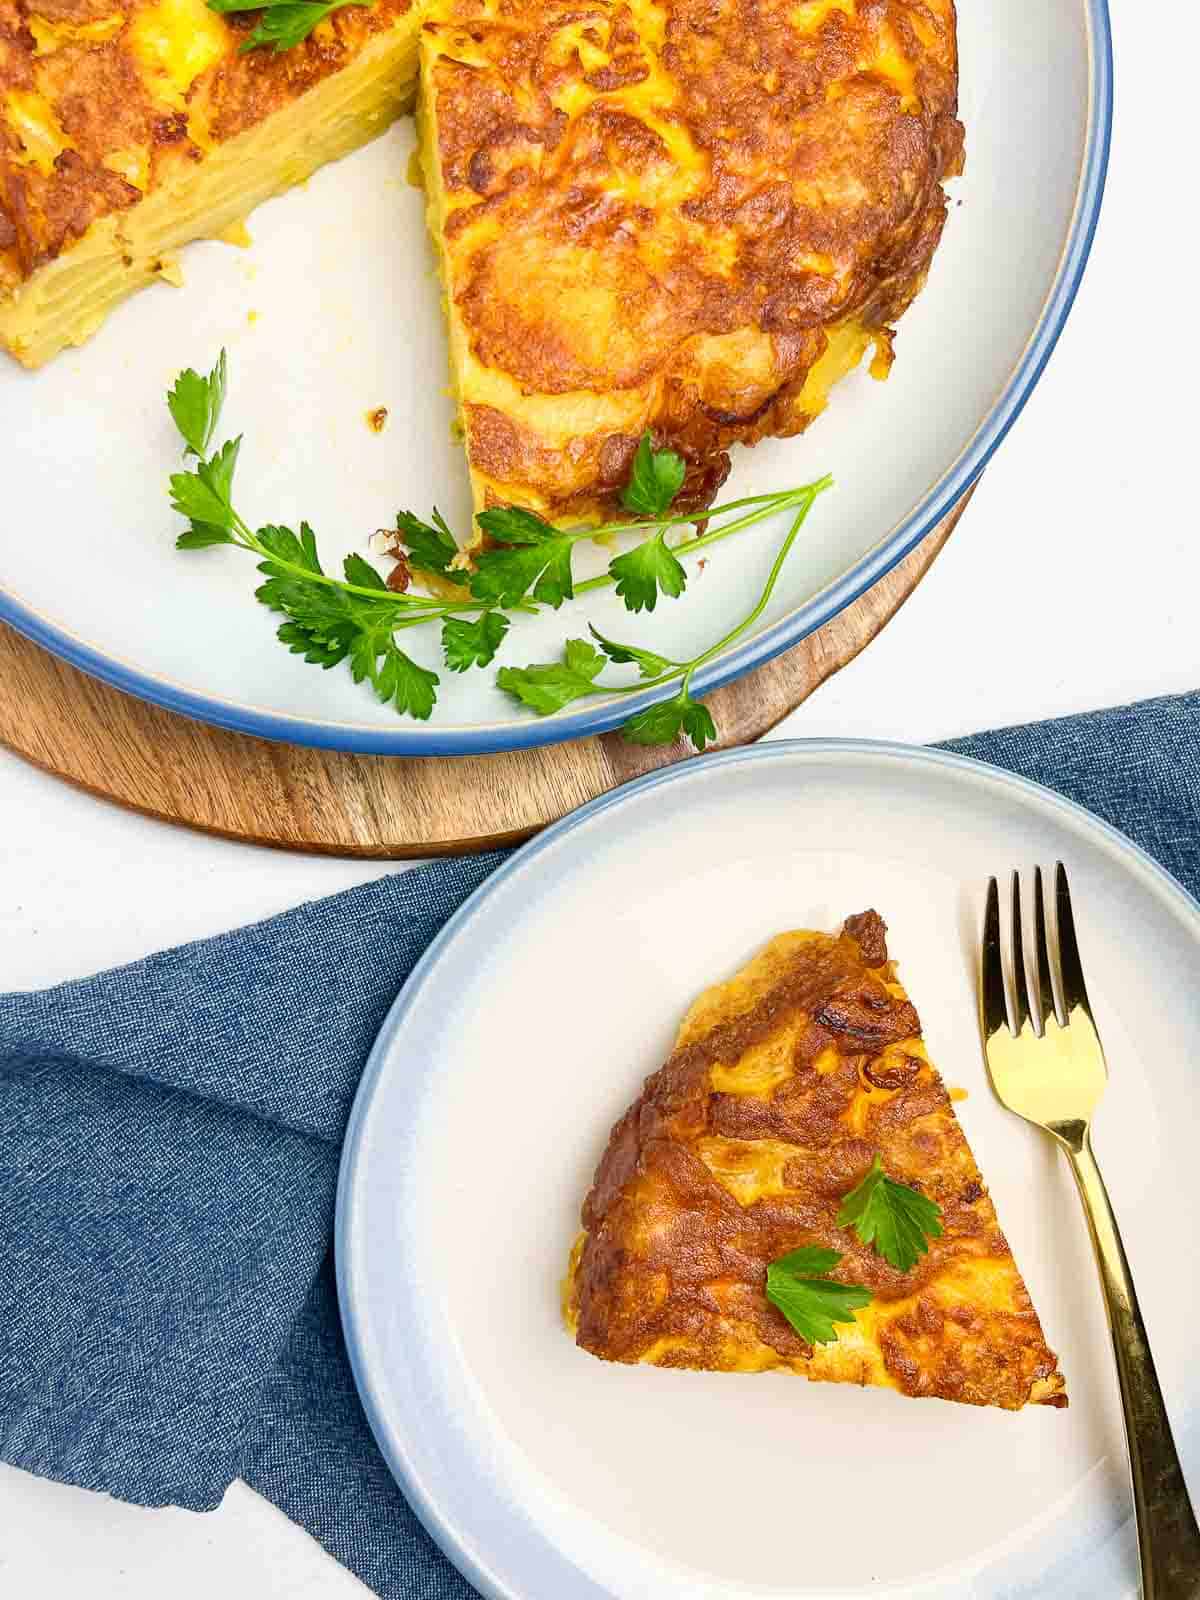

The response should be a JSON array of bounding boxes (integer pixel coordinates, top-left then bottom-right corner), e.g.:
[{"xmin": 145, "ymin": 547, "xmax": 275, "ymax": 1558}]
[
  {"xmin": 0, "ymin": 0, "xmax": 417, "ymax": 290},
  {"xmin": 425, "ymin": 0, "xmax": 963, "ymax": 517}
]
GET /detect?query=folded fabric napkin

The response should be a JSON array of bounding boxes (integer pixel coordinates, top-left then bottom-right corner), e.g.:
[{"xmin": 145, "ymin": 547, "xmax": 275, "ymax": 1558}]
[{"xmin": 2, "ymin": 691, "xmax": 1198, "ymax": 1599}]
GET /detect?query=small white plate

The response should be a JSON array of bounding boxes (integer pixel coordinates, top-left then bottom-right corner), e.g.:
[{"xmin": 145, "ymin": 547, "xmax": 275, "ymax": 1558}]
[
  {"xmin": 337, "ymin": 741, "xmax": 1200, "ymax": 1599},
  {"xmin": 0, "ymin": 3, "xmax": 1111, "ymax": 754}
]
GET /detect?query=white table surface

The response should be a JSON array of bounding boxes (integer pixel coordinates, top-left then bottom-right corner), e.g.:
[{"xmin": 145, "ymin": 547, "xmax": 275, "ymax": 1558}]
[{"xmin": 1, "ymin": 7, "xmax": 1195, "ymax": 1594}]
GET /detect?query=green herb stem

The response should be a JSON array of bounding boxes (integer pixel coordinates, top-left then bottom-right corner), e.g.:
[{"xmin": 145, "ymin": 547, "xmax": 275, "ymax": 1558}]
[
  {"xmin": 226, "ymin": 510, "xmax": 438, "ymax": 610},
  {"xmin": 565, "ymin": 488, "xmax": 811, "ymax": 549},
  {"xmin": 495, "ymin": 475, "xmax": 834, "ymax": 750},
  {"xmin": 574, "ymin": 477, "xmax": 831, "ymax": 703},
  {"xmin": 570, "ymin": 478, "xmax": 830, "ymax": 602},
  {"xmin": 231, "ymin": 485, "xmax": 827, "ymax": 622},
  {"xmin": 681, "ymin": 477, "xmax": 830, "ymax": 686}
]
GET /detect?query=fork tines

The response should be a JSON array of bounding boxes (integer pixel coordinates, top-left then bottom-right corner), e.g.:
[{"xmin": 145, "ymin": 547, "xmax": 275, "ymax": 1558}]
[{"xmin": 983, "ymin": 863, "xmax": 1090, "ymax": 1038}]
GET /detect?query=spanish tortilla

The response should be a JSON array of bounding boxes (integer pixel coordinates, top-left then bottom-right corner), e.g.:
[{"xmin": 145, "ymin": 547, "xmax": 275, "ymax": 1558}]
[{"xmin": 567, "ymin": 908, "xmax": 1066, "ymax": 1409}]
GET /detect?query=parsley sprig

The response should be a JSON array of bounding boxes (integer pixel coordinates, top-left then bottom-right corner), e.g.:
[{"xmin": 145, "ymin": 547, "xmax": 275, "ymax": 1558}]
[
  {"xmin": 166, "ymin": 351, "xmax": 831, "ymax": 734},
  {"xmin": 764, "ymin": 1162, "xmax": 944, "ymax": 1346},
  {"xmin": 837, "ymin": 1157, "xmax": 944, "ymax": 1272},
  {"xmin": 207, "ymin": 0, "xmax": 370, "ymax": 53},
  {"xmin": 765, "ymin": 1247, "xmax": 871, "ymax": 1346},
  {"xmin": 497, "ymin": 478, "xmax": 830, "ymax": 751}
]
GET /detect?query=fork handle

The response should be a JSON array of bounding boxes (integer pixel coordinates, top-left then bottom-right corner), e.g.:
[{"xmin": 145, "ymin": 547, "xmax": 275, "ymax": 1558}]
[{"xmin": 1065, "ymin": 1134, "xmax": 1200, "ymax": 1597}]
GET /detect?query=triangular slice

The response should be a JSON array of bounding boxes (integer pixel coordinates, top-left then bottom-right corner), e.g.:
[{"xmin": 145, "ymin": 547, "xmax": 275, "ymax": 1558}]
[
  {"xmin": 565, "ymin": 910, "xmax": 1066, "ymax": 1410},
  {"xmin": 417, "ymin": 0, "xmax": 963, "ymax": 524}
]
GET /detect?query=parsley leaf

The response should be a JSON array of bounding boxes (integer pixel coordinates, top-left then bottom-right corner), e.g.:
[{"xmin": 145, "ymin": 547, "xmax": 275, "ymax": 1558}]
[
  {"xmin": 204, "ymin": 436, "xmax": 241, "ymax": 504},
  {"xmin": 469, "ymin": 520, "xmax": 575, "ymax": 609},
  {"xmin": 255, "ymin": 570, "xmax": 358, "ymax": 635},
  {"xmin": 176, "ymin": 521, "xmax": 235, "ymax": 550},
  {"xmin": 475, "ymin": 506, "xmax": 558, "ymax": 546},
  {"xmin": 680, "ymin": 698, "xmax": 718, "ymax": 751},
  {"xmin": 252, "ymin": 523, "xmax": 441, "ymax": 713},
  {"xmin": 442, "ymin": 612, "xmax": 510, "ymax": 672},
  {"xmin": 621, "ymin": 689, "xmax": 716, "ymax": 752},
  {"xmin": 271, "ymin": 603, "xmax": 359, "ymax": 670},
  {"xmin": 395, "ymin": 508, "xmax": 461, "ymax": 577},
  {"xmin": 207, "ymin": 0, "xmax": 370, "ymax": 54},
  {"xmin": 168, "ymin": 439, "xmax": 241, "ymax": 531},
  {"xmin": 836, "ymin": 1156, "xmax": 944, "ymax": 1272},
  {"xmin": 255, "ymin": 521, "xmax": 323, "ymax": 578},
  {"xmin": 258, "ymin": 542, "xmax": 441, "ymax": 716},
  {"xmin": 277, "ymin": 620, "xmax": 350, "ymax": 669},
  {"xmin": 765, "ymin": 1247, "xmax": 872, "ymax": 1346},
  {"xmin": 620, "ymin": 432, "xmax": 686, "ymax": 519},
  {"xmin": 343, "ymin": 552, "xmax": 388, "ymax": 590},
  {"xmin": 353, "ymin": 634, "xmax": 439, "ymax": 719},
  {"xmin": 588, "ymin": 625, "xmax": 673, "ymax": 679},
  {"xmin": 168, "ymin": 349, "xmax": 227, "ymax": 458},
  {"xmin": 609, "ymin": 530, "xmax": 687, "ymax": 613},
  {"xmin": 496, "ymin": 638, "xmax": 605, "ymax": 714}
]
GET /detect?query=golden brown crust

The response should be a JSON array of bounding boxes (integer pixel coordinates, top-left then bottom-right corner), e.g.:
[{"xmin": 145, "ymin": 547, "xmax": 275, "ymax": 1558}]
[
  {"xmin": 424, "ymin": 0, "xmax": 963, "ymax": 518},
  {"xmin": 467, "ymin": 403, "xmax": 733, "ymax": 516},
  {"xmin": 569, "ymin": 910, "xmax": 1067, "ymax": 1410},
  {"xmin": 0, "ymin": 0, "xmax": 417, "ymax": 291}
]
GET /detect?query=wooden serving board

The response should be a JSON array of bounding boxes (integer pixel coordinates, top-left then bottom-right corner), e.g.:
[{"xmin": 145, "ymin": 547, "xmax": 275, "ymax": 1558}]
[{"xmin": 0, "ymin": 498, "xmax": 967, "ymax": 856}]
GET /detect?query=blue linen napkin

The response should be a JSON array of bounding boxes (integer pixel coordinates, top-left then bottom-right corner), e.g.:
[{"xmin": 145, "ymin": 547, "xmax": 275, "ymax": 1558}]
[{"xmin": 1, "ymin": 691, "xmax": 1198, "ymax": 1598}]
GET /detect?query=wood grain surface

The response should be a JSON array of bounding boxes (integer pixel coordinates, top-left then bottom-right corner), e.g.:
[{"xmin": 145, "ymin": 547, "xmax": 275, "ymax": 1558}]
[{"xmin": 0, "ymin": 498, "xmax": 967, "ymax": 857}]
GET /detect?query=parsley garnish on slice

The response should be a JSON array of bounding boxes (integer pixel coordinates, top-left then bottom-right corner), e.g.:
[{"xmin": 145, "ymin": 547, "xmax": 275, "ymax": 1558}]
[
  {"xmin": 765, "ymin": 1246, "xmax": 872, "ymax": 1346},
  {"xmin": 165, "ymin": 353, "xmax": 833, "ymax": 728},
  {"xmin": 837, "ymin": 1157, "xmax": 944, "ymax": 1273},
  {"xmin": 207, "ymin": 0, "xmax": 370, "ymax": 54}
]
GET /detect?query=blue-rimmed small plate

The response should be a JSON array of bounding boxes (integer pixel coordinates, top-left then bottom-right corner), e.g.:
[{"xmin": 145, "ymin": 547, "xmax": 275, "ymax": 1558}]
[
  {"xmin": 337, "ymin": 740, "xmax": 1199, "ymax": 1598},
  {"xmin": 0, "ymin": 3, "xmax": 1111, "ymax": 756}
]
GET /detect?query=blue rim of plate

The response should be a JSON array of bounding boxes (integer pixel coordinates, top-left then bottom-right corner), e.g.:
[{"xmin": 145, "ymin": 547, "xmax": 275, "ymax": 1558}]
[
  {"xmin": 0, "ymin": 4, "xmax": 1114, "ymax": 757},
  {"xmin": 336, "ymin": 735, "xmax": 1200, "ymax": 1600}
]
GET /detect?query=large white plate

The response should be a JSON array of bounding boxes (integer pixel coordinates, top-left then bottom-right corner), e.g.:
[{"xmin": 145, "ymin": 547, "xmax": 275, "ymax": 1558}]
[
  {"xmin": 337, "ymin": 741, "xmax": 1200, "ymax": 1598},
  {"xmin": 0, "ymin": 3, "xmax": 1111, "ymax": 754}
]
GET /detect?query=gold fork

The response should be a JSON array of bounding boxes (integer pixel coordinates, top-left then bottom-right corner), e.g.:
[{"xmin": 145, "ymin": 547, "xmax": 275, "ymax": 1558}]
[{"xmin": 979, "ymin": 863, "xmax": 1200, "ymax": 1598}]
